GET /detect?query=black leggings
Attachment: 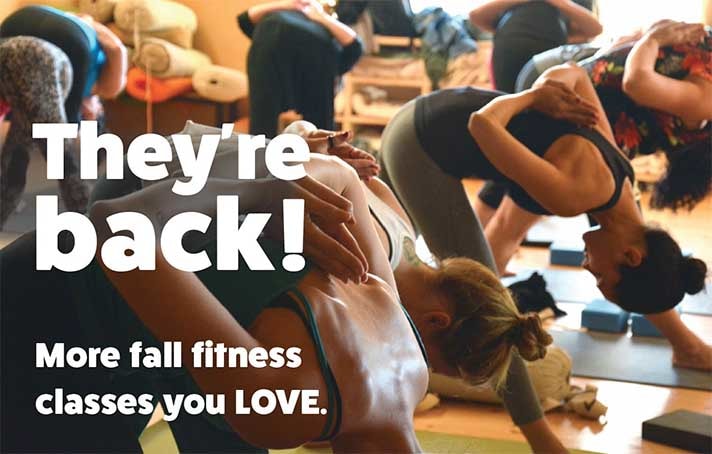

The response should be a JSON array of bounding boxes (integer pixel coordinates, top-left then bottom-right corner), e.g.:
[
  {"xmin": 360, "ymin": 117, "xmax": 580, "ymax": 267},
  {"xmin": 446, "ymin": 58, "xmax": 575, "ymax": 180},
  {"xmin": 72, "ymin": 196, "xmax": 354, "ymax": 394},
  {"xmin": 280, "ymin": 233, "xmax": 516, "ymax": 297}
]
[
  {"xmin": 1, "ymin": 5, "xmax": 100, "ymax": 123},
  {"xmin": 490, "ymin": 3, "xmax": 568, "ymax": 93},
  {"xmin": 0, "ymin": 232, "xmax": 142, "ymax": 453}
]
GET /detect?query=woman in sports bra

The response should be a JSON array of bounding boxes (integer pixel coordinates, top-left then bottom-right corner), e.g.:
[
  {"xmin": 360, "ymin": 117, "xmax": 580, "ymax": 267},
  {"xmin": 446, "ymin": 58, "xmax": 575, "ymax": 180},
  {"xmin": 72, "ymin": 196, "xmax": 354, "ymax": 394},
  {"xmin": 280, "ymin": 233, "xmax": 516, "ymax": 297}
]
[
  {"xmin": 1, "ymin": 145, "xmax": 554, "ymax": 452},
  {"xmin": 379, "ymin": 62, "xmax": 711, "ymax": 372}
]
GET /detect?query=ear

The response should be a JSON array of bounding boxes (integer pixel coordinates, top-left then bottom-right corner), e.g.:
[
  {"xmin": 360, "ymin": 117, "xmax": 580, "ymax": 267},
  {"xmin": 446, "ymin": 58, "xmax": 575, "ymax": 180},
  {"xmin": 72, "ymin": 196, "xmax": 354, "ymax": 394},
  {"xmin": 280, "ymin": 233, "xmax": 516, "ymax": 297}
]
[
  {"xmin": 422, "ymin": 311, "xmax": 452, "ymax": 334},
  {"xmin": 623, "ymin": 246, "xmax": 644, "ymax": 267}
]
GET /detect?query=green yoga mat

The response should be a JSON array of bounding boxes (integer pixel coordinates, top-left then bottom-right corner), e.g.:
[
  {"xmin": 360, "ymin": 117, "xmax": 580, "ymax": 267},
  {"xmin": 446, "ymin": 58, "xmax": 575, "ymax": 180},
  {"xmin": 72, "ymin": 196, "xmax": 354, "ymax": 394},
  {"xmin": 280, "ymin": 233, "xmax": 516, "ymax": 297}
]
[
  {"xmin": 552, "ymin": 330, "xmax": 712, "ymax": 391},
  {"xmin": 140, "ymin": 421, "xmax": 601, "ymax": 454}
]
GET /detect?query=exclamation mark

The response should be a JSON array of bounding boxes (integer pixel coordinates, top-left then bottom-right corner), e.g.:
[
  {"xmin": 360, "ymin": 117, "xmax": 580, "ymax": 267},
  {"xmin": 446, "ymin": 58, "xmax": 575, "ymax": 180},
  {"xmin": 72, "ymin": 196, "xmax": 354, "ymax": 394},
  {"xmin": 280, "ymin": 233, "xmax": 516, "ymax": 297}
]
[{"xmin": 282, "ymin": 199, "xmax": 306, "ymax": 272}]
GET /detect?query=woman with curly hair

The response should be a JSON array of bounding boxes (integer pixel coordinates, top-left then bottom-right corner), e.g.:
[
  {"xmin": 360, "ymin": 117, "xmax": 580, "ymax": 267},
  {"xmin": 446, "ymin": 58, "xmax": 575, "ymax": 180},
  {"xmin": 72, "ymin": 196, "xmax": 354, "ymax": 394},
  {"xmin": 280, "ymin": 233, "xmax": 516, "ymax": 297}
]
[{"xmin": 479, "ymin": 20, "xmax": 712, "ymax": 219}]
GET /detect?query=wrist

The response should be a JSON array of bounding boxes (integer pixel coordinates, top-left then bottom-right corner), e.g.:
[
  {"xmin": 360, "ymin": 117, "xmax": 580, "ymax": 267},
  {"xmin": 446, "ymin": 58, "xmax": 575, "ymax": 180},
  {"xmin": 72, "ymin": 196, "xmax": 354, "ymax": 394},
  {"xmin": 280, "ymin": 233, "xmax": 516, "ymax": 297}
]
[{"xmin": 640, "ymin": 33, "xmax": 662, "ymax": 48}]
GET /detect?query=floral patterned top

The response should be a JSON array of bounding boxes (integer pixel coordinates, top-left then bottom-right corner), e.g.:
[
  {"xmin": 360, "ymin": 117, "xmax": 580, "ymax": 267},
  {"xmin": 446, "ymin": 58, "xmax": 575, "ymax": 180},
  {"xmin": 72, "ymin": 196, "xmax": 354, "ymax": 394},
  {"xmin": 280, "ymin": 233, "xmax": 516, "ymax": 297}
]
[{"xmin": 580, "ymin": 28, "xmax": 711, "ymax": 157}]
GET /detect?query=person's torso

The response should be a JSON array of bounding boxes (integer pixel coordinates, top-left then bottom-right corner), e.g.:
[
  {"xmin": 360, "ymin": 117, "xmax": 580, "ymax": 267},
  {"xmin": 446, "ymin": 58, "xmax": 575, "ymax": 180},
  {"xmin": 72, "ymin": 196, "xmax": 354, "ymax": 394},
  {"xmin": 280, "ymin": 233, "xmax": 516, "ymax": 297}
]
[
  {"xmin": 365, "ymin": 186, "xmax": 415, "ymax": 270},
  {"xmin": 293, "ymin": 271, "xmax": 429, "ymax": 437},
  {"xmin": 580, "ymin": 28, "xmax": 712, "ymax": 156},
  {"xmin": 495, "ymin": 2, "xmax": 568, "ymax": 46},
  {"xmin": 414, "ymin": 87, "xmax": 634, "ymax": 214}
]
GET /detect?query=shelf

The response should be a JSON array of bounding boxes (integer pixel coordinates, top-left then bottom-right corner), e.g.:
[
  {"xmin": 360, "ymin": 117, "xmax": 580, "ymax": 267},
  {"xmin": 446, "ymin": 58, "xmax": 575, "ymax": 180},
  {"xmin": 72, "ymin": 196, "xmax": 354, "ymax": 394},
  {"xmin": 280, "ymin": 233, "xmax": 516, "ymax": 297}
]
[
  {"xmin": 348, "ymin": 75, "xmax": 429, "ymax": 89},
  {"xmin": 335, "ymin": 114, "xmax": 392, "ymax": 127}
]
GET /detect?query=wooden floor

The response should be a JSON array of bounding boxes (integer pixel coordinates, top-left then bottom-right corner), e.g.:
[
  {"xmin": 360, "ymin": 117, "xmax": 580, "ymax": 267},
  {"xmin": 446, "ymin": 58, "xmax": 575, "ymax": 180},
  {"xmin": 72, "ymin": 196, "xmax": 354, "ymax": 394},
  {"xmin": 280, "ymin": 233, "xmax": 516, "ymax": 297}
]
[{"xmin": 412, "ymin": 180, "xmax": 712, "ymax": 454}]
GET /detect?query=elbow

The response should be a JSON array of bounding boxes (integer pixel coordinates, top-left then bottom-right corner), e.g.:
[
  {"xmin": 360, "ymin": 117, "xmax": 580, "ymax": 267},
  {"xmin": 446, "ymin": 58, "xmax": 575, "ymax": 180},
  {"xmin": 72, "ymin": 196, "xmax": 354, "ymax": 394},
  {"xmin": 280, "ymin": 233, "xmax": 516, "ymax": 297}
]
[
  {"xmin": 468, "ymin": 112, "xmax": 489, "ymax": 137},
  {"xmin": 621, "ymin": 72, "xmax": 643, "ymax": 100}
]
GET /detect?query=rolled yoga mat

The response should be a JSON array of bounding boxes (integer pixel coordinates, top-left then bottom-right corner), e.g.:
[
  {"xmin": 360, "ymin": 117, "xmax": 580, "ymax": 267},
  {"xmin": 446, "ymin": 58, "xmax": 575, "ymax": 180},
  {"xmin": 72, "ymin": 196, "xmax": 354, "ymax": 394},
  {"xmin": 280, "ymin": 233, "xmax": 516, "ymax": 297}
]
[
  {"xmin": 551, "ymin": 330, "xmax": 712, "ymax": 391},
  {"xmin": 139, "ymin": 420, "xmax": 602, "ymax": 454}
]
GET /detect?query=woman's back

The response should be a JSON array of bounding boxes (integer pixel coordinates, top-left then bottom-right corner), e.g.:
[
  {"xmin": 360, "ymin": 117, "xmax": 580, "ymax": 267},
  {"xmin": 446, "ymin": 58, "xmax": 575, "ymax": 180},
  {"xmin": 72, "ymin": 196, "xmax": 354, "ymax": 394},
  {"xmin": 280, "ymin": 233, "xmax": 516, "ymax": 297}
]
[{"xmin": 248, "ymin": 270, "xmax": 428, "ymax": 449}]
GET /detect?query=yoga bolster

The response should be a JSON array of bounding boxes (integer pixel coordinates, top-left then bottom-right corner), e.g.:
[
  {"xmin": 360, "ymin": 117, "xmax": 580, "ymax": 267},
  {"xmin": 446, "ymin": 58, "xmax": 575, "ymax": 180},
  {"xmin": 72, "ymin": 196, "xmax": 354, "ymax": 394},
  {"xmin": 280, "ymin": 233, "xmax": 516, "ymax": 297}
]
[
  {"xmin": 549, "ymin": 240, "xmax": 585, "ymax": 267},
  {"xmin": 192, "ymin": 65, "xmax": 248, "ymax": 103},
  {"xmin": 642, "ymin": 410, "xmax": 712, "ymax": 452},
  {"xmin": 133, "ymin": 37, "xmax": 210, "ymax": 78},
  {"xmin": 125, "ymin": 67, "xmax": 193, "ymax": 103},
  {"xmin": 78, "ymin": 0, "xmax": 117, "ymax": 24},
  {"xmin": 107, "ymin": 22, "xmax": 194, "ymax": 50},
  {"xmin": 581, "ymin": 299, "xmax": 630, "ymax": 333},
  {"xmin": 114, "ymin": 0, "xmax": 197, "ymax": 33}
]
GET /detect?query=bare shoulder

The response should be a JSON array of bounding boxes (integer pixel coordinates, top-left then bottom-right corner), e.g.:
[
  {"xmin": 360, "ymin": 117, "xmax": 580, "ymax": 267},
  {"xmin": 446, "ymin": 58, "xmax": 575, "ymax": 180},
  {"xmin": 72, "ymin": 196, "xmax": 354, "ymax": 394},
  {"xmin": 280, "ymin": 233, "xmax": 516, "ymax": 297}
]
[{"xmin": 547, "ymin": 134, "xmax": 616, "ymax": 211}]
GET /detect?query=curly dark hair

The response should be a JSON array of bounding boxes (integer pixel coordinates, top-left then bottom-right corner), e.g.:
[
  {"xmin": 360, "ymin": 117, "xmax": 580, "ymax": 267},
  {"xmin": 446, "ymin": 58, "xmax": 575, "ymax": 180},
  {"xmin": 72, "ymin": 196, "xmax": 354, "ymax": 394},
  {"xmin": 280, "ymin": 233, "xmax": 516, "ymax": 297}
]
[
  {"xmin": 650, "ymin": 137, "xmax": 712, "ymax": 212},
  {"xmin": 616, "ymin": 227, "xmax": 708, "ymax": 314}
]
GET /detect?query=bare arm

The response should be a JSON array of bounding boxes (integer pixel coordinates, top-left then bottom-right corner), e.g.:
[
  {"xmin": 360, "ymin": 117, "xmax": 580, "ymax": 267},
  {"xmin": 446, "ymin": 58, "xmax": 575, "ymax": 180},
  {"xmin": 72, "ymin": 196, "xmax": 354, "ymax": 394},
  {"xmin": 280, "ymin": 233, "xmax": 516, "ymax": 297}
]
[
  {"xmin": 468, "ymin": 76, "xmax": 605, "ymax": 216},
  {"xmin": 83, "ymin": 18, "xmax": 127, "ymax": 98},
  {"xmin": 546, "ymin": 0, "xmax": 602, "ymax": 42},
  {"xmin": 247, "ymin": 0, "xmax": 309, "ymax": 24},
  {"xmin": 304, "ymin": 2, "xmax": 357, "ymax": 47},
  {"xmin": 468, "ymin": 94, "xmax": 582, "ymax": 216},
  {"xmin": 623, "ymin": 23, "xmax": 712, "ymax": 125},
  {"xmin": 535, "ymin": 63, "xmax": 615, "ymax": 140},
  {"xmin": 468, "ymin": 0, "xmax": 527, "ymax": 33}
]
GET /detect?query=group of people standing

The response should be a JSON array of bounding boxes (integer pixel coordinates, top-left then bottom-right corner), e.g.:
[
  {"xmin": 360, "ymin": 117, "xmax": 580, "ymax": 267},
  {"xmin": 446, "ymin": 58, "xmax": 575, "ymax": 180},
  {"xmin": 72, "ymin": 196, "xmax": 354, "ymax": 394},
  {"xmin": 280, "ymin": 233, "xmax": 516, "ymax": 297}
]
[{"xmin": 1, "ymin": 1, "xmax": 710, "ymax": 453}]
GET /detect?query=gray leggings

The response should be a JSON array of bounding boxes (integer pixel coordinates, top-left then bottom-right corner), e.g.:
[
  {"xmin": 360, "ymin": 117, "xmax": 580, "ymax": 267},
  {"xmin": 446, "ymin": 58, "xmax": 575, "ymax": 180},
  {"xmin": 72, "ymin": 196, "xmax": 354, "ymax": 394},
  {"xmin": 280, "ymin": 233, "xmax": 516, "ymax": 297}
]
[{"xmin": 379, "ymin": 100, "xmax": 543, "ymax": 426}]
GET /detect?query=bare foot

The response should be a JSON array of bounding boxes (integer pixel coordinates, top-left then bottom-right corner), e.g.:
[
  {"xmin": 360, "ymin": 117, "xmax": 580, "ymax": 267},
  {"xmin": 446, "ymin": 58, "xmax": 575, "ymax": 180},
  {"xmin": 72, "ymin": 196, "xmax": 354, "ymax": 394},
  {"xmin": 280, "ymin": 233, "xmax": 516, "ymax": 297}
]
[{"xmin": 672, "ymin": 344, "xmax": 712, "ymax": 371}]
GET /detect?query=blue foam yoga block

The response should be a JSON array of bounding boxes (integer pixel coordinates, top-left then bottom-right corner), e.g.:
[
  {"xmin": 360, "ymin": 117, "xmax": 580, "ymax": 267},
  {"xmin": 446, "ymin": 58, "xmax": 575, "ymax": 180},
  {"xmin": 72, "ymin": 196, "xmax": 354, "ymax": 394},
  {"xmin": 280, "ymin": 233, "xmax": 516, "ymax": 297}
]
[
  {"xmin": 550, "ymin": 241, "xmax": 585, "ymax": 266},
  {"xmin": 581, "ymin": 299, "xmax": 630, "ymax": 333},
  {"xmin": 631, "ymin": 306, "xmax": 682, "ymax": 337}
]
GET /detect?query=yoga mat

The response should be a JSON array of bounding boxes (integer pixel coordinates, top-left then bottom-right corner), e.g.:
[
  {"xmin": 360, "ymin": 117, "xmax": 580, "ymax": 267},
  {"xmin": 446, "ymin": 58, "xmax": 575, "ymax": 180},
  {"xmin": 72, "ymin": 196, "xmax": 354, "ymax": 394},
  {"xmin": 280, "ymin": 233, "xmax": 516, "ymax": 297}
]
[
  {"xmin": 504, "ymin": 270, "xmax": 712, "ymax": 315},
  {"xmin": 552, "ymin": 330, "xmax": 712, "ymax": 391},
  {"xmin": 140, "ymin": 421, "xmax": 602, "ymax": 454},
  {"xmin": 502, "ymin": 268, "xmax": 602, "ymax": 304},
  {"xmin": 679, "ymin": 282, "xmax": 712, "ymax": 316}
]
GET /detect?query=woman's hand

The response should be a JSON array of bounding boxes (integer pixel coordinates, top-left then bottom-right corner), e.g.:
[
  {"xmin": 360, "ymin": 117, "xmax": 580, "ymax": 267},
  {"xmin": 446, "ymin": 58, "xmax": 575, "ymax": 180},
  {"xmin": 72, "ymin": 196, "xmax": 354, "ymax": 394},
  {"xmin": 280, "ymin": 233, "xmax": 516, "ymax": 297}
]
[
  {"xmin": 302, "ymin": 0, "xmax": 328, "ymax": 22},
  {"xmin": 529, "ymin": 79, "xmax": 599, "ymax": 127},
  {"xmin": 645, "ymin": 21, "xmax": 706, "ymax": 47},
  {"xmin": 264, "ymin": 176, "xmax": 368, "ymax": 283},
  {"xmin": 305, "ymin": 130, "xmax": 380, "ymax": 180}
]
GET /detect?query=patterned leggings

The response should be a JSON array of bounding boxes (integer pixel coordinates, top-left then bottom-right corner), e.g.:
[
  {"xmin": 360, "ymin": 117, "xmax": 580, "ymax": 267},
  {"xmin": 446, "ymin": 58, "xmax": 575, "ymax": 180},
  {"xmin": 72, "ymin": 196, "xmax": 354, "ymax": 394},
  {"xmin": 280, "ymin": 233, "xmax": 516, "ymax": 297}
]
[{"xmin": 0, "ymin": 36, "xmax": 89, "ymax": 228}]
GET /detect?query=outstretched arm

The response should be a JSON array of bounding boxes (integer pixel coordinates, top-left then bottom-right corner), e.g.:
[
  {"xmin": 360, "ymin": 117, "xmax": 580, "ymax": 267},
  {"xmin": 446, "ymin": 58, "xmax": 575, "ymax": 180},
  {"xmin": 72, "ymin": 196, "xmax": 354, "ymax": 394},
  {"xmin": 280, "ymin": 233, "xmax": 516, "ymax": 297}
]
[{"xmin": 623, "ymin": 22, "xmax": 712, "ymax": 126}]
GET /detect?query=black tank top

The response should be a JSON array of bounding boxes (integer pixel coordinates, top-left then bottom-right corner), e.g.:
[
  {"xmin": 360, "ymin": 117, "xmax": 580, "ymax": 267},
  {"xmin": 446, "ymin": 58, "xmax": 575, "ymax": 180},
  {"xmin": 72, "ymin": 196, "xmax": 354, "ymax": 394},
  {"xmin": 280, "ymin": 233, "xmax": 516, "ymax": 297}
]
[
  {"xmin": 414, "ymin": 87, "xmax": 634, "ymax": 215},
  {"xmin": 492, "ymin": 2, "xmax": 568, "ymax": 92}
]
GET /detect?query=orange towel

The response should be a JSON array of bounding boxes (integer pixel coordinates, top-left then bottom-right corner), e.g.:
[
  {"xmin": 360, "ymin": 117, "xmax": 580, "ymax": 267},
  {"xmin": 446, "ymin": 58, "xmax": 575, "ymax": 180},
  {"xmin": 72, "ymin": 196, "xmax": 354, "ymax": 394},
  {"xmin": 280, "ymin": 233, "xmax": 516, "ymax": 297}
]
[{"xmin": 126, "ymin": 67, "xmax": 193, "ymax": 103}]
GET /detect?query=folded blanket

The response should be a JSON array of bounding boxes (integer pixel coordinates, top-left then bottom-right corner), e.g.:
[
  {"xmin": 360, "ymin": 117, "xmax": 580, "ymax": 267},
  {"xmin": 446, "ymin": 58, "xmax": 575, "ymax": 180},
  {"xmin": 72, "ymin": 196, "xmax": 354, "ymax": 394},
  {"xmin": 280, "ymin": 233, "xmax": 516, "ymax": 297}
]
[
  {"xmin": 134, "ymin": 37, "xmax": 210, "ymax": 78},
  {"xmin": 429, "ymin": 345, "xmax": 607, "ymax": 420},
  {"xmin": 107, "ymin": 22, "xmax": 193, "ymax": 49},
  {"xmin": 114, "ymin": 0, "xmax": 197, "ymax": 33},
  {"xmin": 78, "ymin": 0, "xmax": 117, "ymax": 23},
  {"xmin": 192, "ymin": 65, "xmax": 248, "ymax": 103},
  {"xmin": 126, "ymin": 66, "xmax": 193, "ymax": 103}
]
